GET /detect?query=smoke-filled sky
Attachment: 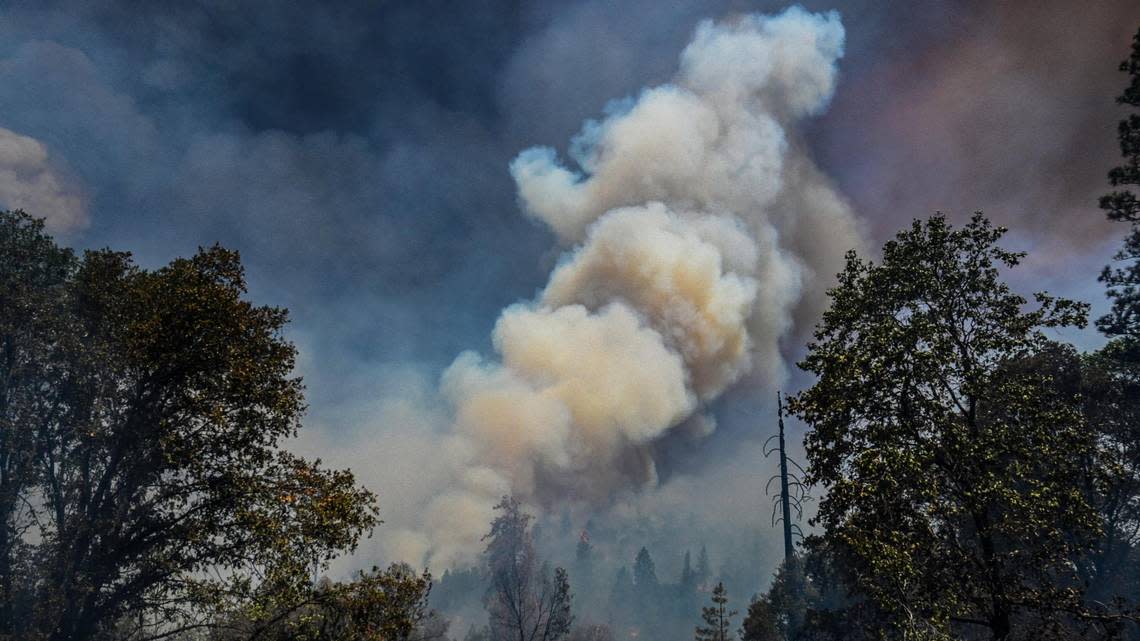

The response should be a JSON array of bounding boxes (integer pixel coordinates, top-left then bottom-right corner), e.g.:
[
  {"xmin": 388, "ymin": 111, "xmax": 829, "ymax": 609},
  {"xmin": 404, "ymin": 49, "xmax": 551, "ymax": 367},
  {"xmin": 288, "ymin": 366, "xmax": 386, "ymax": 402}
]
[{"xmin": 2, "ymin": 0, "xmax": 1139, "ymax": 577}]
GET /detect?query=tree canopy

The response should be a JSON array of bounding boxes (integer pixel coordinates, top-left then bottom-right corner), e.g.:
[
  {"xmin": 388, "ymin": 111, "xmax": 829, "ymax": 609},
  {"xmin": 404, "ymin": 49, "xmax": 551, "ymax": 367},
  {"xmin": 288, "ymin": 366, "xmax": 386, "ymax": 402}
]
[
  {"xmin": 0, "ymin": 210, "xmax": 403, "ymax": 640},
  {"xmin": 789, "ymin": 213, "xmax": 1104, "ymax": 639}
]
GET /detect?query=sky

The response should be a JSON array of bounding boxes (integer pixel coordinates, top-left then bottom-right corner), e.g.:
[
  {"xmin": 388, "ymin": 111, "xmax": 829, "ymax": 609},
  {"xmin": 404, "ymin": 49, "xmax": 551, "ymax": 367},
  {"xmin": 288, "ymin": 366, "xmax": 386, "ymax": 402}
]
[{"xmin": 2, "ymin": 0, "xmax": 1139, "ymax": 583}]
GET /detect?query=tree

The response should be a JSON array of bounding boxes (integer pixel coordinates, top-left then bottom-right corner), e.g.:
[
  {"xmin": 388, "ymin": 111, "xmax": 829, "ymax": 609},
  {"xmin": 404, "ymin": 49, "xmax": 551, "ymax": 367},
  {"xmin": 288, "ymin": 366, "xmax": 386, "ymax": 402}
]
[
  {"xmin": 483, "ymin": 496, "xmax": 573, "ymax": 641},
  {"xmin": 739, "ymin": 538, "xmax": 881, "ymax": 641},
  {"xmin": 695, "ymin": 546, "xmax": 711, "ymax": 588},
  {"xmin": 1099, "ymin": 26, "xmax": 1140, "ymax": 339},
  {"xmin": 211, "ymin": 564, "xmax": 434, "ymax": 641},
  {"xmin": 1082, "ymin": 342, "xmax": 1140, "ymax": 608},
  {"xmin": 1090, "ymin": 26, "xmax": 1140, "ymax": 631},
  {"xmin": 0, "ymin": 210, "xmax": 74, "ymax": 637},
  {"xmin": 1008, "ymin": 342, "xmax": 1140, "ymax": 616},
  {"xmin": 0, "ymin": 210, "xmax": 381, "ymax": 640},
  {"xmin": 679, "ymin": 551, "xmax": 695, "ymax": 593},
  {"xmin": 630, "ymin": 546, "xmax": 662, "ymax": 638},
  {"xmin": 694, "ymin": 582, "xmax": 735, "ymax": 641},
  {"xmin": 789, "ymin": 213, "xmax": 1107, "ymax": 639},
  {"xmin": 574, "ymin": 531, "xmax": 593, "ymax": 600},
  {"xmin": 632, "ymin": 547, "xmax": 658, "ymax": 592},
  {"xmin": 738, "ymin": 557, "xmax": 814, "ymax": 641},
  {"xmin": 738, "ymin": 595, "xmax": 780, "ymax": 641},
  {"xmin": 606, "ymin": 566, "xmax": 633, "ymax": 632}
]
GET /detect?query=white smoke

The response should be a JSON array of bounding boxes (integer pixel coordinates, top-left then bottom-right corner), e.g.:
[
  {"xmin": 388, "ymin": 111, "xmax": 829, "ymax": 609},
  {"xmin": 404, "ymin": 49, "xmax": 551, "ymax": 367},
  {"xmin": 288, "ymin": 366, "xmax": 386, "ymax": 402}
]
[
  {"xmin": 0, "ymin": 127, "xmax": 86, "ymax": 232},
  {"xmin": 391, "ymin": 6, "xmax": 863, "ymax": 569}
]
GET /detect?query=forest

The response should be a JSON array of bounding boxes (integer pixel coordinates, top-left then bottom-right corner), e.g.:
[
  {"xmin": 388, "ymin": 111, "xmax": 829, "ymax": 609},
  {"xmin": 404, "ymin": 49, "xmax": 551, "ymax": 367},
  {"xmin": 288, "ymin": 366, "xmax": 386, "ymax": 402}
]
[{"xmin": 1, "ymin": 15, "xmax": 1139, "ymax": 641}]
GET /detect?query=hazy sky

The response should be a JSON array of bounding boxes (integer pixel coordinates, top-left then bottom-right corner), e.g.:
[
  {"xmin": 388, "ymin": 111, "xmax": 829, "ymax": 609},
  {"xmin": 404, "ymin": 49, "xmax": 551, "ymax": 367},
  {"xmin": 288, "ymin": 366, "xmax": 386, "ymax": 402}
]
[{"xmin": 2, "ymin": 0, "xmax": 1138, "ymax": 574}]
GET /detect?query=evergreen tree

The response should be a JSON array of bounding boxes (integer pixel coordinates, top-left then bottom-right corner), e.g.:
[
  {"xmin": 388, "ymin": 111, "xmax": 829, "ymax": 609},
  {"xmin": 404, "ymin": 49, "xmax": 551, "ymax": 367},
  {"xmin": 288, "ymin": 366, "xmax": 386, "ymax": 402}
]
[
  {"xmin": 695, "ymin": 582, "xmax": 736, "ymax": 641},
  {"xmin": 575, "ymin": 538, "xmax": 592, "ymax": 566},
  {"xmin": 696, "ymin": 546, "xmax": 711, "ymax": 587},
  {"xmin": 573, "ymin": 532, "xmax": 595, "ymax": 617},
  {"xmin": 1099, "ymin": 26, "xmax": 1140, "ymax": 338},
  {"xmin": 609, "ymin": 567, "xmax": 632, "ymax": 603},
  {"xmin": 738, "ymin": 595, "xmax": 781, "ymax": 641},
  {"xmin": 632, "ymin": 547, "xmax": 659, "ymax": 591},
  {"xmin": 679, "ymin": 551, "xmax": 696, "ymax": 592},
  {"xmin": 607, "ymin": 567, "xmax": 633, "ymax": 633}
]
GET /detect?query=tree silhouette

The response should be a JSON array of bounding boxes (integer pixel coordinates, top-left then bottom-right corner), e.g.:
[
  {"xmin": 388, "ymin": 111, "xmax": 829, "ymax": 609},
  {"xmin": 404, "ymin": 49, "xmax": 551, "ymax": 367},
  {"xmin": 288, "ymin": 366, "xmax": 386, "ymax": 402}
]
[
  {"xmin": 483, "ymin": 496, "xmax": 573, "ymax": 641},
  {"xmin": 694, "ymin": 582, "xmax": 735, "ymax": 641},
  {"xmin": 1099, "ymin": 26, "xmax": 1140, "ymax": 338}
]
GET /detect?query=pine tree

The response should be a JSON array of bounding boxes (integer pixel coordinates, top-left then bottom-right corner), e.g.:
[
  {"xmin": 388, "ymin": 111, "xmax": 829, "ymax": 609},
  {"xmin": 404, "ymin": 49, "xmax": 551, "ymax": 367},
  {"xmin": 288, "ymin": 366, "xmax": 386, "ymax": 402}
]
[
  {"xmin": 607, "ymin": 566, "xmax": 634, "ymax": 632},
  {"xmin": 609, "ymin": 566, "xmax": 632, "ymax": 603},
  {"xmin": 679, "ymin": 550, "xmax": 695, "ymax": 592},
  {"xmin": 738, "ymin": 594, "xmax": 781, "ymax": 641},
  {"xmin": 694, "ymin": 582, "xmax": 736, "ymax": 641},
  {"xmin": 632, "ymin": 547, "xmax": 658, "ymax": 590},
  {"xmin": 573, "ymin": 532, "xmax": 594, "ymax": 610},
  {"xmin": 1098, "ymin": 26, "xmax": 1140, "ymax": 338},
  {"xmin": 695, "ymin": 545, "xmax": 711, "ymax": 587},
  {"xmin": 575, "ymin": 538, "xmax": 592, "ymax": 566}
]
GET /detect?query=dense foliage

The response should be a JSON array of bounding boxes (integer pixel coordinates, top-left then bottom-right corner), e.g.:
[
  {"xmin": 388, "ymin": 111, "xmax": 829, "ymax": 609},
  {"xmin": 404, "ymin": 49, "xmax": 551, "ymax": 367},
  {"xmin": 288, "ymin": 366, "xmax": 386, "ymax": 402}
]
[
  {"xmin": 0, "ymin": 210, "xmax": 428, "ymax": 640},
  {"xmin": 788, "ymin": 213, "xmax": 1100, "ymax": 639}
]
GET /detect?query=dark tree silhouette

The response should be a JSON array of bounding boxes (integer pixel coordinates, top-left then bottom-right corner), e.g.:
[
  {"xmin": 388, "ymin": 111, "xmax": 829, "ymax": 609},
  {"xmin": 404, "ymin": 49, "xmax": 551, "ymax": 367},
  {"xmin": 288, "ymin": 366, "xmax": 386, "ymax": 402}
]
[
  {"xmin": 694, "ymin": 582, "xmax": 735, "ymax": 641},
  {"xmin": 695, "ymin": 546, "xmax": 711, "ymax": 588},
  {"xmin": 632, "ymin": 547, "xmax": 658, "ymax": 591},
  {"xmin": 483, "ymin": 496, "xmax": 573, "ymax": 641},
  {"xmin": 1099, "ymin": 26, "xmax": 1140, "ymax": 338},
  {"xmin": 679, "ymin": 551, "xmax": 695, "ymax": 593}
]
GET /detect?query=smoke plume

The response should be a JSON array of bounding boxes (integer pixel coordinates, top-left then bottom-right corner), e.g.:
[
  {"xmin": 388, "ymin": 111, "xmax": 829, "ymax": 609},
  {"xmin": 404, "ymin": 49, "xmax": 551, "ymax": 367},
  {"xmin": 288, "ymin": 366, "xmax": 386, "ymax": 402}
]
[
  {"xmin": 393, "ymin": 6, "xmax": 863, "ymax": 568},
  {"xmin": 0, "ymin": 127, "xmax": 86, "ymax": 232}
]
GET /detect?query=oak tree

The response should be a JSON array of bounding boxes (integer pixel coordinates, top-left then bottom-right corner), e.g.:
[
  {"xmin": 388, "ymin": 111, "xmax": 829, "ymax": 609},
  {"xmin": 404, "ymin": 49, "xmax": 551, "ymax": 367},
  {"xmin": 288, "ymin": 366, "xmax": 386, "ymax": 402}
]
[
  {"xmin": 789, "ymin": 213, "xmax": 1100, "ymax": 640},
  {"xmin": 0, "ymin": 210, "xmax": 381, "ymax": 640}
]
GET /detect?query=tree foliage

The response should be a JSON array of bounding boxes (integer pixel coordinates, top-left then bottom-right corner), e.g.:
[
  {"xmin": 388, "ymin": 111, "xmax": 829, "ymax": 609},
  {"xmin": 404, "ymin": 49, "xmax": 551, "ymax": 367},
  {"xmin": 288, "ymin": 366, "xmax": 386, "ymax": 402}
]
[
  {"xmin": 738, "ymin": 594, "xmax": 780, "ymax": 641},
  {"xmin": 209, "ymin": 564, "xmax": 434, "ymax": 641},
  {"xmin": 483, "ymin": 496, "xmax": 573, "ymax": 641},
  {"xmin": 1011, "ymin": 342, "xmax": 1140, "ymax": 612},
  {"xmin": 1099, "ymin": 26, "xmax": 1140, "ymax": 338},
  {"xmin": 632, "ymin": 547, "xmax": 658, "ymax": 592},
  {"xmin": 695, "ymin": 546, "xmax": 710, "ymax": 588},
  {"xmin": 0, "ymin": 210, "xmax": 384, "ymax": 640},
  {"xmin": 789, "ymin": 213, "xmax": 1105, "ymax": 639},
  {"xmin": 694, "ymin": 582, "xmax": 734, "ymax": 641},
  {"xmin": 679, "ymin": 551, "xmax": 695, "ymax": 594}
]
